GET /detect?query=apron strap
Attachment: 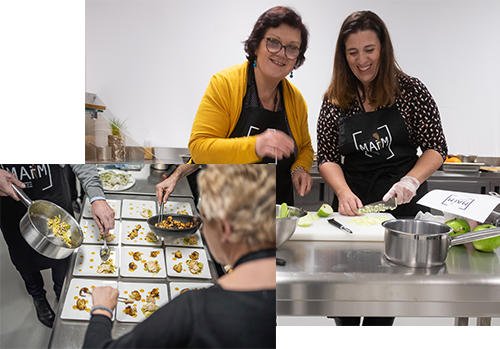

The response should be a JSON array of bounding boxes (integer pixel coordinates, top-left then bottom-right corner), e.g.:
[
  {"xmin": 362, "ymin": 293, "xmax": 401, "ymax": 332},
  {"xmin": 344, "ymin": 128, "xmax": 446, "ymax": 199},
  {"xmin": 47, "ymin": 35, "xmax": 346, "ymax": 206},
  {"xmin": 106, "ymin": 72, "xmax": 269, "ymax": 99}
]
[{"xmin": 233, "ymin": 248, "xmax": 276, "ymax": 269}]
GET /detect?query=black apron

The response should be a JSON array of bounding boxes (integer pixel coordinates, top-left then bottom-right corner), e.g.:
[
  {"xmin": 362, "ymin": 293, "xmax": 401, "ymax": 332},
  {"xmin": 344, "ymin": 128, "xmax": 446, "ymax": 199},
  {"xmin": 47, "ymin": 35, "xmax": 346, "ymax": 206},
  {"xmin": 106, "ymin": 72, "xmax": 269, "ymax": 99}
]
[
  {"xmin": 334, "ymin": 102, "xmax": 429, "ymax": 218},
  {"xmin": 228, "ymin": 64, "xmax": 296, "ymax": 206},
  {"xmin": 0, "ymin": 164, "xmax": 73, "ymax": 272},
  {"xmin": 232, "ymin": 249, "xmax": 276, "ymax": 269}
]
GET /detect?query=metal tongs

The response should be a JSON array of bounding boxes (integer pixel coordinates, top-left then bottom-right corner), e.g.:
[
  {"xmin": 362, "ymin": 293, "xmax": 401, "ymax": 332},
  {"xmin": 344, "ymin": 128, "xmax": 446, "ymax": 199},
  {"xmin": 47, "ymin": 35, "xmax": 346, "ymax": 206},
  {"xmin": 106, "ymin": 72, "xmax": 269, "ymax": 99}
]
[{"xmin": 79, "ymin": 287, "xmax": 134, "ymax": 304}]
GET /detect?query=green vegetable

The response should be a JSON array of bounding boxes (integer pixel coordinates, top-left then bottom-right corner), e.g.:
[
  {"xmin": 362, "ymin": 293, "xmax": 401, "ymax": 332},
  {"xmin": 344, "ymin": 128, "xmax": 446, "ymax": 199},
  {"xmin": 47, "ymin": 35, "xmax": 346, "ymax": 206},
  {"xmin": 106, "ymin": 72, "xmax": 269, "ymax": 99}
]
[{"xmin": 280, "ymin": 203, "xmax": 289, "ymax": 218}]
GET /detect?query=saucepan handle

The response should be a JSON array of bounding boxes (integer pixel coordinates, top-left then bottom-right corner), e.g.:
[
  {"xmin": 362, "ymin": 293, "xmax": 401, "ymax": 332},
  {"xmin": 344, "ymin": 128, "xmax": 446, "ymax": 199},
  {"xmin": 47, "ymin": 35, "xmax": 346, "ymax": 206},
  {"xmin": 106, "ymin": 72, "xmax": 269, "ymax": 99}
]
[
  {"xmin": 11, "ymin": 184, "xmax": 34, "ymax": 208},
  {"xmin": 450, "ymin": 227, "xmax": 500, "ymax": 246}
]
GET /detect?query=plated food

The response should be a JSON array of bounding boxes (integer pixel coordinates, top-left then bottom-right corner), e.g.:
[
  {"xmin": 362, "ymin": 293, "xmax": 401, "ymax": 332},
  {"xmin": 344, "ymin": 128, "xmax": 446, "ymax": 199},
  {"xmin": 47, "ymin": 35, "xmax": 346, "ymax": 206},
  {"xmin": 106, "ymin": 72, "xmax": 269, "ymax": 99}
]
[
  {"xmin": 120, "ymin": 246, "xmax": 166, "ymax": 278},
  {"xmin": 116, "ymin": 282, "xmax": 168, "ymax": 323},
  {"xmin": 82, "ymin": 198, "xmax": 121, "ymax": 220},
  {"xmin": 165, "ymin": 247, "xmax": 212, "ymax": 279},
  {"xmin": 120, "ymin": 220, "xmax": 162, "ymax": 246},
  {"xmin": 47, "ymin": 215, "xmax": 73, "ymax": 247},
  {"xmin": 122, "ymin": 199, "xmax": 157, "ymax": 220},
  {"xmin": 80, "ymin": 218, "xmax": 120, "ymax": 245},
  {"xmin": 163, "ymin": 230, "xmax": 204, "ymax": 247},
  {"xmin": 161, "ymin": 201, "xmax": 194, "ymax": 216},
  {"xmin": 99, "ymin": 170, "xmax": 135, "ymax": 191},
  {"xmin": 72, "ymin": 245, "xmax": 119, "ymax": 277},
  {"xmin": 169, "ymin": 282, "xmax": 213, "ymax": 300}
]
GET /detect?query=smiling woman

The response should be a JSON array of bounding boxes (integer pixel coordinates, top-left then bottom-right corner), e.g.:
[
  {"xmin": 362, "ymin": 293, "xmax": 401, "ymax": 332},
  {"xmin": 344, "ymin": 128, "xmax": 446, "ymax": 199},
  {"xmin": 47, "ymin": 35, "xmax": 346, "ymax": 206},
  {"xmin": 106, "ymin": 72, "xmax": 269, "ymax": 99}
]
[{"xmin": 188, "ymin": 6, "xmax": 314, "ymax": 206}]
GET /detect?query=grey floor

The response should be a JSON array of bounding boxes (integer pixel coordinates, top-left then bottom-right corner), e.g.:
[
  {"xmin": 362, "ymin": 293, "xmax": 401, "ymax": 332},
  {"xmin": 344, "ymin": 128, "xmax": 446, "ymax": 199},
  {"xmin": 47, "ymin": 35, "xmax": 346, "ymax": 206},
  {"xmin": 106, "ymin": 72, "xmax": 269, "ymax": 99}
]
[{"xmin": 0, "ymin": 229, "xmax": 59, "ymax": 349}]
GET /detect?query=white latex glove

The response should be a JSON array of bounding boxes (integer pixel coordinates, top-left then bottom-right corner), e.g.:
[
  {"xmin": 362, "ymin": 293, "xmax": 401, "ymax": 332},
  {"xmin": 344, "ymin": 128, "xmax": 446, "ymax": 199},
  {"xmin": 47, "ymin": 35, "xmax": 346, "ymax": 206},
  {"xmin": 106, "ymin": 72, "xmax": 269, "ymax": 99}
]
[{"xmin": 383, "ymin": 176, "xmax": 420, "ymax": 204}]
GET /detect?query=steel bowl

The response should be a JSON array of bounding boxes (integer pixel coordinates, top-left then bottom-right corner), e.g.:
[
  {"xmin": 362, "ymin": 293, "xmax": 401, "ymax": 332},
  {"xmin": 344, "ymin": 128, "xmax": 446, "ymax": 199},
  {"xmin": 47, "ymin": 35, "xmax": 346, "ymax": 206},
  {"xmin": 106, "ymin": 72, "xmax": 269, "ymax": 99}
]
[{"xmin": 276, "ymin": 205, "xmax": 307, "ymax": 248}]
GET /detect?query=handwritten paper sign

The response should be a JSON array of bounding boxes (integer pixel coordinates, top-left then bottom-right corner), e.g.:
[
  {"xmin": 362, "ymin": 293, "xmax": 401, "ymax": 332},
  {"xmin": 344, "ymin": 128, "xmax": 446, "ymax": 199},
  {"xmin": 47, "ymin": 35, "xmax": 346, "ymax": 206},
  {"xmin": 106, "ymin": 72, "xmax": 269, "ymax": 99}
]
[{"xmin": 417, "ymin": 189, "xmax": 500, "ymax": 222}]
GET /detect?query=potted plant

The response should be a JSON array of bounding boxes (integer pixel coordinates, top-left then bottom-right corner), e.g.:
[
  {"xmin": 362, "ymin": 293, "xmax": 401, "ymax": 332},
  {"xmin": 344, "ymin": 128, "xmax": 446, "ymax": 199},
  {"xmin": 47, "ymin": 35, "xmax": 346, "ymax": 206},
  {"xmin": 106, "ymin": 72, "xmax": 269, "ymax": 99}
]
[{"xmin": 107, "ymin": 117, "xmax": 126, "ymax": 161}]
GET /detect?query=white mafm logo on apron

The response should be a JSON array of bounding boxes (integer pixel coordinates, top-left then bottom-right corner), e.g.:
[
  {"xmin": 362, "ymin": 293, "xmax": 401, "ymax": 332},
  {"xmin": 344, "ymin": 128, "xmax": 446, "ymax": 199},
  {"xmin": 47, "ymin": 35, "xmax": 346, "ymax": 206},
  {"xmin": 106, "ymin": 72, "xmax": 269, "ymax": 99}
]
[{"xmin": 352, "ymin": 124, "xmax": 394, "ymax": 159}]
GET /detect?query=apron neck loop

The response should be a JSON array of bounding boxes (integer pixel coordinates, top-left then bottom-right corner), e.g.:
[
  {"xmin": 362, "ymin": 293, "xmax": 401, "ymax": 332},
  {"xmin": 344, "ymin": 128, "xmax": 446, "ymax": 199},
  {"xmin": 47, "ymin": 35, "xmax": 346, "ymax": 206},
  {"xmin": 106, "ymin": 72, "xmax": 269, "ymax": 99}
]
[{"xmin": 233, "ymin": 248, "xmax": 276, "ymax": 269}]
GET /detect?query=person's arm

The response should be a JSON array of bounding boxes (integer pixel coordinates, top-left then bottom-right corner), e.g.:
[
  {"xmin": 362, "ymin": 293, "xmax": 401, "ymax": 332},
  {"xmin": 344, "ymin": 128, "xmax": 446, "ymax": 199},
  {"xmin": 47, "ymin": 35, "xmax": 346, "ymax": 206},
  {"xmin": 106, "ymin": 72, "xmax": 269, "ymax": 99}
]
[
  {"xmin": 156, "ymin": 164, "xmax": 199, "ymax": 204},
  {"xmin": 70, "ymin": 165, "xmax": 115, "ymax": 234}
]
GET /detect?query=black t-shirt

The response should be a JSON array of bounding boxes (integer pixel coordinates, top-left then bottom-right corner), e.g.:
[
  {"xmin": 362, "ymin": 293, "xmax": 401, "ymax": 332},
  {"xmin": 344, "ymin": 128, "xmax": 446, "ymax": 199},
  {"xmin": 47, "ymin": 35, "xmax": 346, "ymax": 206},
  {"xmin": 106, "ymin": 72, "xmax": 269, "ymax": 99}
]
[{"xmin": 83, "ymin": 284, "xmax": 276, "ymax": 348}]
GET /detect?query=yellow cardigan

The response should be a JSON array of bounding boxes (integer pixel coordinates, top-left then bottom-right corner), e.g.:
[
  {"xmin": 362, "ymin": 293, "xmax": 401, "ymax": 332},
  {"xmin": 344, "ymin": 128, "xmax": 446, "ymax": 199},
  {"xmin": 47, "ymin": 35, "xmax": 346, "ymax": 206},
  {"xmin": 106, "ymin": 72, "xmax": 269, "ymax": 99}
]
[{"xmin": 188, "ymin": 62, "xmax": 314, "ymax": 172}]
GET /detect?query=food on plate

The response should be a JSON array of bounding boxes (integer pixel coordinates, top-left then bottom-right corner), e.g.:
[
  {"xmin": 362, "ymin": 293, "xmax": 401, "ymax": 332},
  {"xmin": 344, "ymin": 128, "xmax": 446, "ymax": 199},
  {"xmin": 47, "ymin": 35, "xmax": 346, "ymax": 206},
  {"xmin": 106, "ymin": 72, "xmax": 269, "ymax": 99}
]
[
  {"xmin": 150, "ymin": 250, "xmax": 160, "ymax": 258},
  {"xmin": 155, "ymin": 216, "xmax": 194, "ymax": 229},
  {"xmin": 149, "ymin": 287, "xmax": 160, "ymax": 299},
  {"xmin": 47, "ymin": 215, "xmax": 72, "ymax": 247},
  {"xmin": 141, "ymin": 295, "xmax": 159, "ymax": 318},
  {"xmin": 140, "ymin": 208, "xmax": 153, "ymax": 218},
  {"xmin": 145, "ymin": 231, "xmax": 159, "ymax": 243},
  {"xmin": 128, "ymin": 262, "xmax": 138, "ymax": 271},
  {"xmin": 130, "ymin": 290, "xmax": 142, "ymax": 301},
  {"xmin": 445, "ymin": 218, "xmax": 470, "ymax": 237},
  {"xmin": 123, "ymin": 305, "xmax": 137, "ymax": 317},
  {"xmin": 100, "ymin": 232, "xmax": 116, "ymax": 243},
  {"xmin": 347, "ymin": 216, "xmax": 390, "ymax": 226},
  {"xmin": 173, "ymin": 263, "xmax": 183, "ymax": 273},
  {"xmin": 472, "ymin": 224, "xmax": 500, "ymax": 252},
  {"xmin": 132, "ymin": 251, "xmax": 142, "ymax": 261},
  {"xmin": 99, "ymin": 170, "xmax": 132, "ymax": 190},
  {"xmin": 97, "ymin": 260, "xmax": 116, "ymax": 274},
  {"xmin": 174, "ymin": 250, "xmax": 182, "ymax": 258},
  {"xmin": 189, "ymin": 251, "xmax": 199, "ymax": 260},
  {"xmin": 182, "ymin": 235, "xmax": 198, "ymax": 245},
  {"xmin": 123, "ymin": 298, "xmax": 134, "ymax": 304},
  {"xmin": 180, "ymin": 288, "xmax": 191, "ymax": 294},
  {"xmin": 445, "ymin": 156, "xmax": 462, "ymax": 163},
  {"xmin": 317, "ymin": 203, "xmax": 333, "ymax": 217},
  {"xmin": 187, "ymin": 259, "xmax": 204, "ymax": 275},
  {"xmin": 128, "ymin": 225, "xmax": 141, "ymax": 240},
  {"xmin": 224, "ymin": 265, "xmax": 233, "ymax": 273},
  {"xmin": 144, "ymin": 260, "xmax": 162, "ymax": 276},
  {"xmin": 79, "ymin": 287, "xmax": 90, "ymax": 296},
  {"xmin": 180, "ymin": 287, "xmax": 207, "ymax": 294},
  {"xmin": 76, "ymin": 298, "xmax": 87, "ymax": 311}
]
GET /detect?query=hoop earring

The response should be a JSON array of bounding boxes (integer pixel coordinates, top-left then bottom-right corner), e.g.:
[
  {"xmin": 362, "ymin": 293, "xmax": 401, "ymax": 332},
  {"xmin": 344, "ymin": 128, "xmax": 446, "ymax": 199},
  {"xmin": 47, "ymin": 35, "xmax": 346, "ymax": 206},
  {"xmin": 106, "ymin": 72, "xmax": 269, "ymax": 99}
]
[
  {"xmin": 253, "ymin": 59, "xmax": 257, "ymax": 67},
  {"xmin": 290, "ymin": 70, "xmax": 294, "ymax": 78}
]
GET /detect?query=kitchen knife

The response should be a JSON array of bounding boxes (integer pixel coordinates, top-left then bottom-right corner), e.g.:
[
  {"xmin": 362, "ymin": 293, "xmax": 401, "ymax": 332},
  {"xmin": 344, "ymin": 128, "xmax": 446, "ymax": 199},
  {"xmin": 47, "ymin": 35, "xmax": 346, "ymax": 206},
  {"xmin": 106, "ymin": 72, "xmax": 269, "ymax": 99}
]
[
  {"xmin": 356, "ymin": 197, "xmax": 397, "ymax": 214},
  {"xmin": 328, "ymin": 218, "xmax": 353, "ymax": 234}
]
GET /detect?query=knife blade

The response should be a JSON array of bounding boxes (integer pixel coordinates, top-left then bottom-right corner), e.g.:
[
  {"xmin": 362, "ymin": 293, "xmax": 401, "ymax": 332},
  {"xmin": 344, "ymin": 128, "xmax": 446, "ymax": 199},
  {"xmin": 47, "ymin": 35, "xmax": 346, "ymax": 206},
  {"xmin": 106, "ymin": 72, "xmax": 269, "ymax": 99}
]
[
  {"xmin": 356, "ymin": 197, "xmax": 397, "ymax": 214},
  {"xmin": 327, "ymin": 218, "xmax": 353, "ymax": 234}
]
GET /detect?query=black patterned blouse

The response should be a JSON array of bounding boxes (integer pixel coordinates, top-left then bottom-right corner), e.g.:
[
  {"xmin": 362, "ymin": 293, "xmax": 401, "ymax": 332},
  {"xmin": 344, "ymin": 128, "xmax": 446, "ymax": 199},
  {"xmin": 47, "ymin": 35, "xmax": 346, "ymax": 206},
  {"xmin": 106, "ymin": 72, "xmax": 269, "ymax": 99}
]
[{"xmin": 317, "ymin": 73, "xmax": 448, "ymax": 168}]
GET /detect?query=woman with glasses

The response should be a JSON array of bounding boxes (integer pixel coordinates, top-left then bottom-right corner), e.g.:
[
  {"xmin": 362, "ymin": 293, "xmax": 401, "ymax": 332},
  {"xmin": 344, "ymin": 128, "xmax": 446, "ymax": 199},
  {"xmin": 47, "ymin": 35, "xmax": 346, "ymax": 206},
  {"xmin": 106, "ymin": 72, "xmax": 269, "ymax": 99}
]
[
  {"xmin": 317, "ymin": 11, "xmax": 447, "ymax": 325},
  {"xmin": 188, "ymin": 6, "xmax": 313, "ymax": 206},
  {"xmin": 82, "ymin": 164, "xmax": 276, "ymax": 348}
]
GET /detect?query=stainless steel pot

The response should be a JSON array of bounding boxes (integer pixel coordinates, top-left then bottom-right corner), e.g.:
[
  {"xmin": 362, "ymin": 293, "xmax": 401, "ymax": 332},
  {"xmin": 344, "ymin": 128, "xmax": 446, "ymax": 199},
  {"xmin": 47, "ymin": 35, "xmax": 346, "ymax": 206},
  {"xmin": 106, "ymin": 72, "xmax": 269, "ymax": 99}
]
[
  {"xmin": 12, "ymin": 185, "xmax": 83, "ymax": 259},
  {"xmin": 146, "ymin": 214, "xmax": 200, "ymax": 239},
  {"xmin": 382, "ymin": 219, "xmax": 500, "ymax": 268}
]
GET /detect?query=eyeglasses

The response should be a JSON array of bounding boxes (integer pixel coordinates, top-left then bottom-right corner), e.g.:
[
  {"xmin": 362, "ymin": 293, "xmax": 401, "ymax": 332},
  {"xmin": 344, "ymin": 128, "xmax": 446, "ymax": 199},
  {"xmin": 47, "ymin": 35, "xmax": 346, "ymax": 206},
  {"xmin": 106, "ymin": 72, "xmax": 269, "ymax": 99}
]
[{"xmin": 265, "ymin": 38, "xmax": 300, "ymax": 60}]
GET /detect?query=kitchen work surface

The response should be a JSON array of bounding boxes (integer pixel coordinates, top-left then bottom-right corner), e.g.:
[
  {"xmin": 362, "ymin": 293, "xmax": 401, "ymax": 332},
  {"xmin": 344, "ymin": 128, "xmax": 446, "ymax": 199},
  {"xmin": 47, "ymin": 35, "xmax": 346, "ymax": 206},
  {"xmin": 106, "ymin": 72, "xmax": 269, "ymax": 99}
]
[
  {"xmin": 277, "ymin": 240, "xmax": 500, "ymax": 320},
  {"xmin": 290, "ymin": 213, "xmax": 395, "ymax": 242}
]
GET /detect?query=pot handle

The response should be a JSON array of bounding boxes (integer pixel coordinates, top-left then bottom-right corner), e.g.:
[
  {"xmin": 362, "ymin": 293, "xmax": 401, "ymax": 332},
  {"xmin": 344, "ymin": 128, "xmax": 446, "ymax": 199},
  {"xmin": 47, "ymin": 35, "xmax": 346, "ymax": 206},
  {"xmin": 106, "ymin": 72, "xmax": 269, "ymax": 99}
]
[
  {"xmin": 450, "ymin": 227, "xmax": 500, "ymax": 246},
  {"xmin": 11, "ymin": 184, "xmax": 34, "ymax": 208}
]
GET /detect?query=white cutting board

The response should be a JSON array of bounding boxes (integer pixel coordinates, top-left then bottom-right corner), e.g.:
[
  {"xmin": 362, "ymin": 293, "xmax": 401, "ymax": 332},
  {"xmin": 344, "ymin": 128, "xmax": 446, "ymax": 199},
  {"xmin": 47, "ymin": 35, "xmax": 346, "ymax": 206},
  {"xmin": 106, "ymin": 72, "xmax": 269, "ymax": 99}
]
[{"xmin": 289, "ymin": 212, "xmax": 395, "ymax": 242}]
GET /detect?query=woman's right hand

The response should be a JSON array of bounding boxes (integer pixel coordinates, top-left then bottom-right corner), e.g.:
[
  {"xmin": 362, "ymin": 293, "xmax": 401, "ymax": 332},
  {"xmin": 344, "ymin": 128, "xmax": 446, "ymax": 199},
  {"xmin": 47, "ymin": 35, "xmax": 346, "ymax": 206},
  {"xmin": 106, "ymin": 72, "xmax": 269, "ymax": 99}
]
[
  {"xmin": 337, "ymin": 191, "xmax": 363, "ymax": 216},
  {"xmin": 255, "ymin": 129, "xmax": 294, "ymax": 160},
  {"xmin": 91, "ymin": 286, "xmax": 119, "ymax": 318}
]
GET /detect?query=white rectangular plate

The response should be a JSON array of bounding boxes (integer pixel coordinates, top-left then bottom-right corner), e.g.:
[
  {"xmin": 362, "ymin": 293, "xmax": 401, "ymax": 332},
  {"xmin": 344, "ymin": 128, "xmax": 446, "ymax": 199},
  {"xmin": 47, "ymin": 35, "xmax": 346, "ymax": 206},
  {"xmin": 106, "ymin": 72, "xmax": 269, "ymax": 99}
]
[
  {"xmin": 116, "ymin": 282, "xmax": 168, "ymax": 323},
  {"xmin": 80, "ymin": 218, "xmax": 120, "ymax": 245},
  {"xmin": 72, "ymin": 245, "xmax": 119, "ymax": 277},
  {"xmin": 165, "ymin": 247, "xmax": 212, "ymax": 279},
  {"xmin": 61, "ymin": 278, "xmax": 117, "ymax": 321},
  {"xmin": 120, "ymin": 246, "xmax": 167, "ymax": 278},
  {"xmin": 169, "ymin": 282, "xmax": 213, "ymax": 300},
  {"xmin": 162, "ymin": 230, "xmax": 204, "ymax": 248},
  {"xmin": 122, "ymin": 199, "xmax": 157, "ymax": 220},
  {"xmin": 161, "ymin": 201, "xmax": 193, "ymax": 215},
  {"xmin": 82, "ymin": 198, "xmax": 122, "ymax": 219},
  {"xmin": 120, "ymin": 220, "xmax": 162, "ymax": 246}
]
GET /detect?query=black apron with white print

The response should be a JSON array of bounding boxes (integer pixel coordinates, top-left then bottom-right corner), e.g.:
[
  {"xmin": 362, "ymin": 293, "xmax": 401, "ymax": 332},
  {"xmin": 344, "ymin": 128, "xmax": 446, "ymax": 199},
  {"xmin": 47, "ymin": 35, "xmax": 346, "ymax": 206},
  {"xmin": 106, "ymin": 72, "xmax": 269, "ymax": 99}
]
[
  {"xmin": 228, "ymin": 65, "xmax": 296, "ymax": 206},
  {"xmin": 0, "ymin": 164, "xmax": 73, "ymax": 272},
  {"xmin": 335, "ymin": 104, "xmax": 429, "ymax": 218}
]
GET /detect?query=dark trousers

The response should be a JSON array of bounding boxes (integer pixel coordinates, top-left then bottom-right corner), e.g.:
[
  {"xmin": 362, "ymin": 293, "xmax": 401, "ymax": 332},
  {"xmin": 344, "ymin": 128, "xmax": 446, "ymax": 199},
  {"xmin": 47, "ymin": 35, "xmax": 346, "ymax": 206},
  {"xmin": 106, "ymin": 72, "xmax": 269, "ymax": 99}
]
[
  {"xmin": 19, "ymin": 260, "xmax": 69, "ymax": 301},
  {"xmin": 332, "ymin": 317, "xmax": 395, "ymax": 326}
]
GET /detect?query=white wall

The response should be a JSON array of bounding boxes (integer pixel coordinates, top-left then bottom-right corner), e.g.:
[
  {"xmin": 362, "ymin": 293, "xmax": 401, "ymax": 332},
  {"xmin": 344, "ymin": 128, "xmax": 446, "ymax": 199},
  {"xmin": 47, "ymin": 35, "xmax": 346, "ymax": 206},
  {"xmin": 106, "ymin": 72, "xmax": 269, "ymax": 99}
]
[{"xmin": 86, "ymin": 0, "xmax": 500, "ymax": 156}]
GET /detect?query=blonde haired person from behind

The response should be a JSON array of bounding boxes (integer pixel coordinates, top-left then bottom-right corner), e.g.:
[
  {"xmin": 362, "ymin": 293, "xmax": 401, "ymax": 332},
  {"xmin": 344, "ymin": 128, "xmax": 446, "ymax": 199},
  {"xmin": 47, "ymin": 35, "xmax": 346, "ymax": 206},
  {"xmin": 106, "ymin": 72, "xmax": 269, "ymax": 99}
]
[{"xmin": 83, "ymin": 164, "xmax": 276, "ymax": 348}]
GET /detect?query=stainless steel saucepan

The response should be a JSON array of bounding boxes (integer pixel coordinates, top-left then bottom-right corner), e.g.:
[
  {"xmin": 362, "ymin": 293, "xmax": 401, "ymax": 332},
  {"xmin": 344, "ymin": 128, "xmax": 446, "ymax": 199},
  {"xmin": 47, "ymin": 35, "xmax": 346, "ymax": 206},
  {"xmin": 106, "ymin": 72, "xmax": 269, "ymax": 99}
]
[
  {"xmin": 382, "ymin": 219, "xmax": 500, "ymax": 268},
  {"xmin": 12, "ymin": 184, "xmax": 83, "ymax": 259}
]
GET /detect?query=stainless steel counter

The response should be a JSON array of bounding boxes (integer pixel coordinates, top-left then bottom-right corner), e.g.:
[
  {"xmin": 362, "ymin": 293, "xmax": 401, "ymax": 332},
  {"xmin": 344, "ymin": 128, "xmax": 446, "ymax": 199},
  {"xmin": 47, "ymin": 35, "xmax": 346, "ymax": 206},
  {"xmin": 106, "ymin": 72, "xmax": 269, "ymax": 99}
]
[
  {"xmin": 277, "ymin": 240, "xmax": 500, "ymax": 318},
  {"xmin": 48, "ymin": 165, "xmax": 218, "ymax": 348}
]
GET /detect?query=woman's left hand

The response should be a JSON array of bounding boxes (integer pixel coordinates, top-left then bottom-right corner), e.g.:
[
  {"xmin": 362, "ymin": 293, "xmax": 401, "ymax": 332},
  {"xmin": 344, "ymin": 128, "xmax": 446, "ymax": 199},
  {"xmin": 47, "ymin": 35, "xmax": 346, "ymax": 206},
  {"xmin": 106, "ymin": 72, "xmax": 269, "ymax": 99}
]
[{"xmin": 292, "ymin": 168, "xmax": 313, "ymax": 197}]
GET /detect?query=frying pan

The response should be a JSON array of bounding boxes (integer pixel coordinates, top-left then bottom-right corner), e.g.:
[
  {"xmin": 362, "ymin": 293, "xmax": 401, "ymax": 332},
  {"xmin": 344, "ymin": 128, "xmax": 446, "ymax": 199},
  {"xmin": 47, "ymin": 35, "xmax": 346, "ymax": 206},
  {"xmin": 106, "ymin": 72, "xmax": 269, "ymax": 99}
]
[
  {"xmin": 147, "ymin": 214, "xmax": 200, "ymax": 239},
  {"xmin": 382, "ymin": 219, "xmax": 500, "ymax": 268},
  {"xmin": 11, "ymin": 184, "xmax": 83, "ymax": 259}
]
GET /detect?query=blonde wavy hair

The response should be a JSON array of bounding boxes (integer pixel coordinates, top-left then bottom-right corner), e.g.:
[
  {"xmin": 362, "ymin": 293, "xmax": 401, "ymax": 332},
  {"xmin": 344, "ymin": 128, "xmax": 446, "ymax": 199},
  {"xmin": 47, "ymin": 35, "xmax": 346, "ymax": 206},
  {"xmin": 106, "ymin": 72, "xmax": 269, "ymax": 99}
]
[{"xmin": 197, "ymin": 164, "xmax": 276, "ymax": 247}]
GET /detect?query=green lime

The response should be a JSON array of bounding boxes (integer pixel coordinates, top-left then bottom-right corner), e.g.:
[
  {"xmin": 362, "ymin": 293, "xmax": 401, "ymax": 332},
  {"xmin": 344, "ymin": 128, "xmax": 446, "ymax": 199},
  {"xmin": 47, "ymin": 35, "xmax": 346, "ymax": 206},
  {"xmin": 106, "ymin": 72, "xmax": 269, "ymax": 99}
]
[
  {"xmin": 298, "ymin": 213, "xmax": 313, "ymax": 227},
  {"xmin": 445, "ymin": 218, "xmax": 470, "ymax": 237},
  {"xmin": 311, "ymin": 213, "xmax": 320, "ymax": 221},
  {"xmin": 280, "ymin": 203, "xmax": 289, "ymax": 218},
  {"xmin": 472, "ymin": 224, "xmax": 500, "ymax": 252},
  {"xmin": 317, "ymin": 203, "xmax": 333, "ymax": 217}
]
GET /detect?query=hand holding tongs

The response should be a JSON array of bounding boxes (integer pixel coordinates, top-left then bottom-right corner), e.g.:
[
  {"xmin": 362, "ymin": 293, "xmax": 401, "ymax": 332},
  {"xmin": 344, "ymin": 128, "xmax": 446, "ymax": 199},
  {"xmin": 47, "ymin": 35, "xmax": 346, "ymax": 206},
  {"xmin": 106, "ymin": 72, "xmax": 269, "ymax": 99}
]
[{"xmin": 79, "ymin": 287, "xmax": 134, "ymax": 304}]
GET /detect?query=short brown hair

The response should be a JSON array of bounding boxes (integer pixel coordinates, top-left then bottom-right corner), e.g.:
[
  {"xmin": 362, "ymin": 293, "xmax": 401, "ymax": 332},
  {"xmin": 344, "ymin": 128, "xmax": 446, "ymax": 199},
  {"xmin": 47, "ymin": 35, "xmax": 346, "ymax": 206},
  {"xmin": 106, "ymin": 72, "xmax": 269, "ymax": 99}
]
[
  {"xmin": 244, "ymin": 6, "xmax": 309, "ymax": 70},
  {"xmin": 324, "ymin": 11, "xmax": 404, "ymax": 110}
]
